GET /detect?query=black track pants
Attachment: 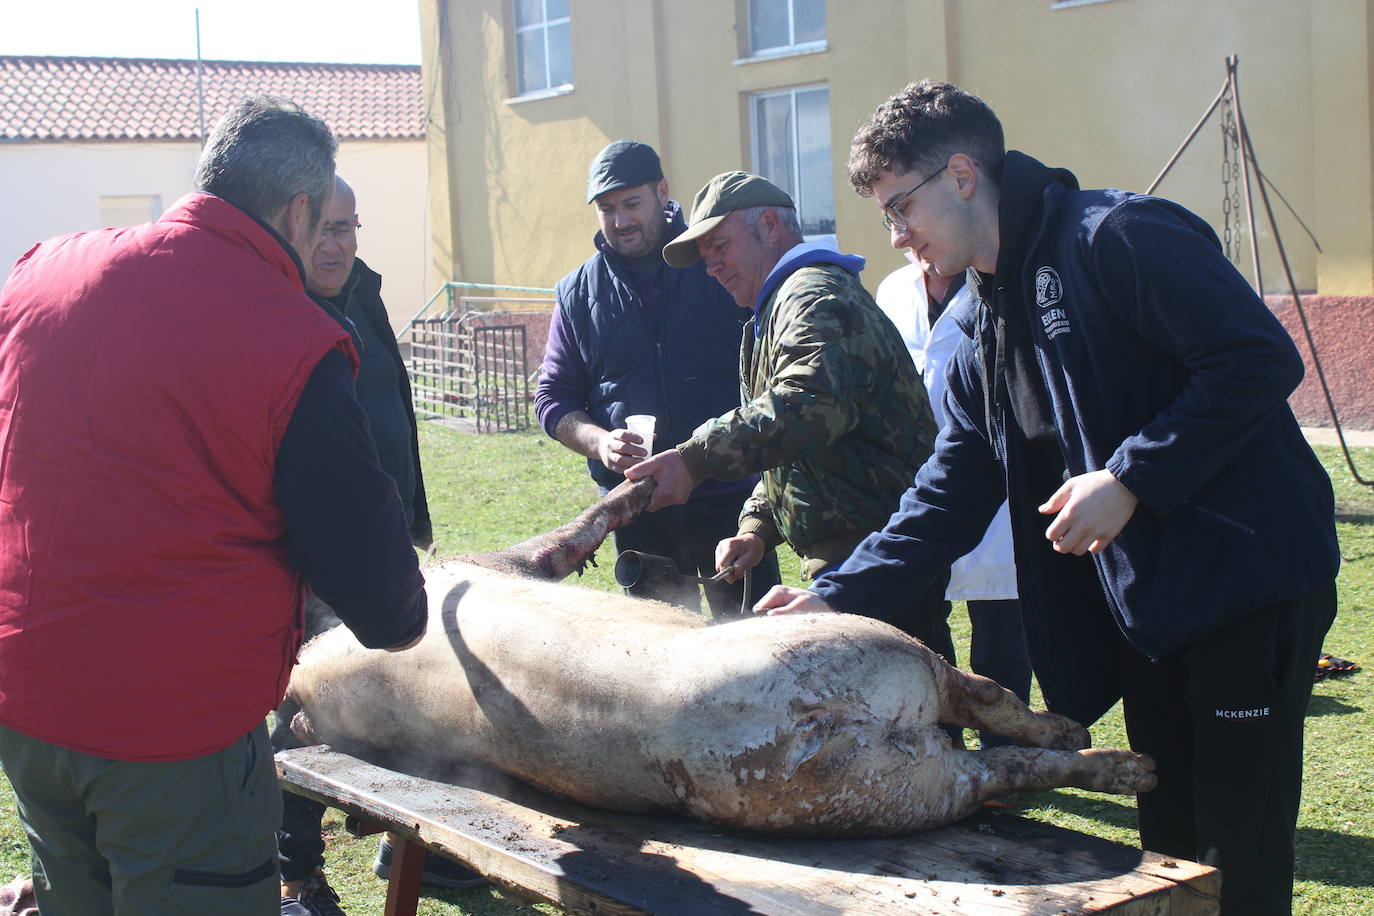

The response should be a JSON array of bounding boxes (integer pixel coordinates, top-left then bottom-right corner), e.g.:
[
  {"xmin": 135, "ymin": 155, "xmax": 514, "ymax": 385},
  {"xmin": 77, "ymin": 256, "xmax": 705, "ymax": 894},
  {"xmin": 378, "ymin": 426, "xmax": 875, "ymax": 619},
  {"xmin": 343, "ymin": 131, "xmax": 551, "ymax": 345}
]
[{"xmin": 1119, "ymin": 581, "xmax": 1336, "ymax": 916}]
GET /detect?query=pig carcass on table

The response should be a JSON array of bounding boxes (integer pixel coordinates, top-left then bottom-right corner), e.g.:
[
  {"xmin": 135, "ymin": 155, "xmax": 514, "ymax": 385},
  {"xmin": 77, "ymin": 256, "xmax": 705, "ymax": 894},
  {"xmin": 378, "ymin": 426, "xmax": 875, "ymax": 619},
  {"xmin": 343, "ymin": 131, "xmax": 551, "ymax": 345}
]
[{"xmin": 286, "ymin": 480, "xmax": 1155, "ymax": 837}]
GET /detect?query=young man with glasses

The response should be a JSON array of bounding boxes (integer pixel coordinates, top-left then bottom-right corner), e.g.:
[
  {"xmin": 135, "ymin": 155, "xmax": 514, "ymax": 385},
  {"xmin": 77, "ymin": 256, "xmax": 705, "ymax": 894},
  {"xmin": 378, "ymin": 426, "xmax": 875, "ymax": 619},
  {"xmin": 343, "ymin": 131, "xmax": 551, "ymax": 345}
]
[{"xmin": 758, "ymin": 80, "xmax": 1338, "ymax": 916}]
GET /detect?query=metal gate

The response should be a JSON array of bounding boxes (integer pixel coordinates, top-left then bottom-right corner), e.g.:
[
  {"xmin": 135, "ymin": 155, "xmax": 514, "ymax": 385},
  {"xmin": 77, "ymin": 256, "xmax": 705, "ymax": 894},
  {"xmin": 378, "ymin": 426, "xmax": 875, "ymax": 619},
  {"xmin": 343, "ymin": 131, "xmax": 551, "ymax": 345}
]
[{"xmin": 408, "ymin": 315, "xmax": 529, "ymax": 433}]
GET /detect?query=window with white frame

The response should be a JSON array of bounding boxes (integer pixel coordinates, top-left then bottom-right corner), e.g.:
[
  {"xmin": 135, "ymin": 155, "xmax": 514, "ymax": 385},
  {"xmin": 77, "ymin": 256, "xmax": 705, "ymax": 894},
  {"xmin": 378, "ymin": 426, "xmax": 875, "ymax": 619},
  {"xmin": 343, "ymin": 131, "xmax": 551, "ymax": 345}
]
[
  {"xmin": 749, "ymin": 0, "xmax": 825, "ymax": 56},
  {"xmin": 514, "ymin": 0, "xmax": 571, "ymax": 95},
  {"xmin": 99, "ymin": 195, "xmax": 160, "ymax": 228},
  {"xmin": 751, "ymin": 85, "xmax": 835, "ymax": 240}
]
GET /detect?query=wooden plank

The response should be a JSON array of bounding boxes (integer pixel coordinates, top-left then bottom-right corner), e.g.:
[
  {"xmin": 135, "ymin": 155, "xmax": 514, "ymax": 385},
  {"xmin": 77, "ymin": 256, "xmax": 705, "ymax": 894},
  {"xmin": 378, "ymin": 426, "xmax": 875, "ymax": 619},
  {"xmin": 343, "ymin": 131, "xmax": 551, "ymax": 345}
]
[{"xmin": 276, "ymin": 746, "xmax": 1219, "ymax": 915}]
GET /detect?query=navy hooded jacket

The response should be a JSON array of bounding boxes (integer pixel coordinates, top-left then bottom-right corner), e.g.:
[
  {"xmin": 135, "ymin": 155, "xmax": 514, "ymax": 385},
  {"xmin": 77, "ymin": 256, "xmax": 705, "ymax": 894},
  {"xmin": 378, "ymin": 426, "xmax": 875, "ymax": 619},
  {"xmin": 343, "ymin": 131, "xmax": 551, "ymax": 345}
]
[{"xmin": 812, "ymin": 152, "xmax": 1339, "ymax": 726}]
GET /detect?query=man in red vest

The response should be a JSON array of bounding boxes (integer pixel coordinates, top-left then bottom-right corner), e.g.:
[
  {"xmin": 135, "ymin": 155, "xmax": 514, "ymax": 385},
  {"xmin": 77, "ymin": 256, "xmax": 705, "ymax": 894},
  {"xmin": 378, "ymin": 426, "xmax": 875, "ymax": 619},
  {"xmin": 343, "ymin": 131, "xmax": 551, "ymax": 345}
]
[{"xmin": 0, "ymin": 96, "xmax": 428, "ymax": 915}]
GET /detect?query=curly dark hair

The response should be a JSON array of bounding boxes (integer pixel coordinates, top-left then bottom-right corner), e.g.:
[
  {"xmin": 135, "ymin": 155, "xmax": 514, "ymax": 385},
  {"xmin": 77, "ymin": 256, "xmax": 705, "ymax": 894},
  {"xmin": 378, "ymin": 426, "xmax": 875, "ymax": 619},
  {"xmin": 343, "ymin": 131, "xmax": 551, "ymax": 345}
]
[{"xmin": 848, "ymin": 80, "xmax": 1005, "ymax": 197}]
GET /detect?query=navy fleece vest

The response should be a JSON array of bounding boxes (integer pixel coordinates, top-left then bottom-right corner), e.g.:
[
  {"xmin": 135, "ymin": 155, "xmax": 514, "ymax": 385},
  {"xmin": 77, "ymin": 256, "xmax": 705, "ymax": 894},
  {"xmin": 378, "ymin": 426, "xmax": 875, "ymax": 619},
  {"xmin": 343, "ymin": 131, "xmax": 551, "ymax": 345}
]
[{"xmin": 554, "ymin": 226, "xmax": 750, "ymax": 491}]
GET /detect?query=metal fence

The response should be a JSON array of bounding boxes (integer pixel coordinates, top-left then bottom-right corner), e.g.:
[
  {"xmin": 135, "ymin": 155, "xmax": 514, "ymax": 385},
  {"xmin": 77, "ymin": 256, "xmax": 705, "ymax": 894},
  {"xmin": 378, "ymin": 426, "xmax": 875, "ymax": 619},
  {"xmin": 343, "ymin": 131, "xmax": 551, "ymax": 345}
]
[
  {"xmin": 409, "ymin": 318, "xmax": 529, "ymax": 432},
  {"xmin": 402, "ymin": 285, "xmax": 554, "ymax": 433}
]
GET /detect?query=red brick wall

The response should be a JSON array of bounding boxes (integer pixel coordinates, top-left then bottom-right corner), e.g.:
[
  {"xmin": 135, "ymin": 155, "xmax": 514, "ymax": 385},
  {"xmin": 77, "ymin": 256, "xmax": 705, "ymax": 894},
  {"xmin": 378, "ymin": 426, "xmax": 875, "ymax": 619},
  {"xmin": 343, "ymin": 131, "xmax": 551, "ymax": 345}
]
[
  {"xmin": 465, "ymin": 309, "xmax": 554, "ymax": 380},
  {"xmin": 1269, "ymin": 295, "xmax": 1374, "ymax": 430}
]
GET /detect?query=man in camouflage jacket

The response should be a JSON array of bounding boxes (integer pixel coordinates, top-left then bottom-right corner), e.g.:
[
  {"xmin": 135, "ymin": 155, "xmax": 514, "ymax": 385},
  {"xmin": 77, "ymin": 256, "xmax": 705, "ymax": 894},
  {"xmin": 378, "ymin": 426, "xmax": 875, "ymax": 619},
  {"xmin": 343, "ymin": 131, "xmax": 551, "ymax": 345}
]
[{"xmin": 628, "ymin": 172, "xmax": 954, "ymax": 662}]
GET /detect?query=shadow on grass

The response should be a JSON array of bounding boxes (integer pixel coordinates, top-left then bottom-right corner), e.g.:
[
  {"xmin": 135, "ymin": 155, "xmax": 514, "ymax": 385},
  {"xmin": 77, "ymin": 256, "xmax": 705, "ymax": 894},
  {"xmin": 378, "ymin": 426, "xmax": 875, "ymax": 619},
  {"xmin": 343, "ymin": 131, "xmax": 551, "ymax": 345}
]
[
  {"xmin": 1307, "ymin": 692, "xmax": 1364, "ymax": 718},
  {"xmin": 417, "ymin": 883, "xmax": 552, "ymax": 914},
  {"xmin": 1019, "ymin": 789, "xmax": 1141, "ymax": 832},
  {"xmin": 1022, "ymin": 791, "xmax": 1374, "ymax": 889},
  {"xmin": 1296, "ymin": 826, "xmax": 1374, "ymax": 887}
]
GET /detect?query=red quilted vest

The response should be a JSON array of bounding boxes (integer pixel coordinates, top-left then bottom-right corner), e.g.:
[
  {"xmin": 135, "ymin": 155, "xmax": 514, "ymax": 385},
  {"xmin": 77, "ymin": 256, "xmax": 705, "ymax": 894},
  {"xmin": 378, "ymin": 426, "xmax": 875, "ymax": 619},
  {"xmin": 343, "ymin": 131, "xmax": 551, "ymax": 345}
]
[{"xmin": 0, "ymin": 193, "xmax": 355, "ymax": 761}]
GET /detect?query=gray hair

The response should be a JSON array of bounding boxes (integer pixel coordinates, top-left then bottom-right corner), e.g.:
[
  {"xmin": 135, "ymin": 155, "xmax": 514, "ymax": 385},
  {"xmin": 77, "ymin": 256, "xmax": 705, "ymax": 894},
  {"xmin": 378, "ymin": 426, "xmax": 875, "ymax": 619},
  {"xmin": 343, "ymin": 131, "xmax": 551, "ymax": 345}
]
[
  {"xmin": 194, "ymin": 96, "xmax": 337, "ymax": 225},
  {"xmin": 742, "ymin": 204, "xmax": 803, "ymax": 241}
]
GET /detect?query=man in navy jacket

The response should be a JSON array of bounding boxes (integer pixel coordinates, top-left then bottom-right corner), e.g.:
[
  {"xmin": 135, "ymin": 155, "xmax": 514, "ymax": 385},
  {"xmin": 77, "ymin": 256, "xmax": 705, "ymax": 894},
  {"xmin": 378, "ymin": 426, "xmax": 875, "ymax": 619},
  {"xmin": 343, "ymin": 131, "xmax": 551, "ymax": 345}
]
[
  {"xmin": 536, "ymin": 140, "xmax": 780, "ymax": 615},
  {"xmin": 759, "ymin": 81, "xmax": 1338, "ymax": 916}
]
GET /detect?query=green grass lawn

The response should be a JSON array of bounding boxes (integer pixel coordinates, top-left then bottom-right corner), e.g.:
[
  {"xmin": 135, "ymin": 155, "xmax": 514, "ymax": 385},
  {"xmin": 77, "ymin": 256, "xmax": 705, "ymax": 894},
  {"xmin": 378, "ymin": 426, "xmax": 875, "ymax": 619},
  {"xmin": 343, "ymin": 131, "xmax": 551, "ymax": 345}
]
[{"xmin": 0, "ymin": 427, "xmax": 1368, "ymax": 914}]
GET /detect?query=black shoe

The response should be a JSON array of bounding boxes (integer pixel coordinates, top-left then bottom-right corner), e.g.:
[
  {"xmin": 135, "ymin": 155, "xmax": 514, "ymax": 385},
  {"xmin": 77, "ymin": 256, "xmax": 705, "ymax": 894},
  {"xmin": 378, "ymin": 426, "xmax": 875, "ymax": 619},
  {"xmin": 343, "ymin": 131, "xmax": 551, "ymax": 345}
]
[
  {"xmin": 374, "ymin": 837, "xmax": 488, "ymax": 889},
  {"xmin": 284, "ymin": 872, "xmax": 347, "ymax": 916}
]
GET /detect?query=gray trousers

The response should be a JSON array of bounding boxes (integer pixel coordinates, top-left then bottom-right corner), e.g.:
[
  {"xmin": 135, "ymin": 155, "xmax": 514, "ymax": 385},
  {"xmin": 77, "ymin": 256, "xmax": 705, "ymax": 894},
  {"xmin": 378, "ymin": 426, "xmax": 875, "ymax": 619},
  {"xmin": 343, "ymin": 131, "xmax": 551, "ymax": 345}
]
[{"xmin": 0, "ymin": 721, "xmax": 281, "ymax": 915}]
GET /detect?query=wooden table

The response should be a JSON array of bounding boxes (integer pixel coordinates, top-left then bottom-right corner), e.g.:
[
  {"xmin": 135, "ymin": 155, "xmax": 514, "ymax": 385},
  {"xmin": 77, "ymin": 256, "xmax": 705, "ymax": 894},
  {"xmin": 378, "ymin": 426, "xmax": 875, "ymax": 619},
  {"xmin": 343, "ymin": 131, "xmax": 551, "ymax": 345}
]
[{"xmin": 276, "ymin": 745, "xmax": 1219, "ymax": 915}]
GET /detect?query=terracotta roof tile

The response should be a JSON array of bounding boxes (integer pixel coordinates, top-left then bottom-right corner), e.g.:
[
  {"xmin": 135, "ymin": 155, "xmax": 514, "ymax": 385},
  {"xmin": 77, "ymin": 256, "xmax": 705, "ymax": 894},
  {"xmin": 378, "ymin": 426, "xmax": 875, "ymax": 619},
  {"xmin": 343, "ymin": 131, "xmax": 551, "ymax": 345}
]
[{"xmin": 0, "ymin": 55, "xmax": 422, "ymax": 141}]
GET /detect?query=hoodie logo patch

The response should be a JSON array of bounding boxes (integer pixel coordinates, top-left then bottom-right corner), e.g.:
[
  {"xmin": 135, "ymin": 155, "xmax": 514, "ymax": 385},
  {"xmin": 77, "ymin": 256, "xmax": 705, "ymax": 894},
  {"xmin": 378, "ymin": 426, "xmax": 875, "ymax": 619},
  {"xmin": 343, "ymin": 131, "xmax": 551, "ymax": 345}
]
[
  {"xmin": 1035, "ymin": 266, "xmax": 1062, "ymax": 307},
  {"xmin": 1035, "ymin": 266, "xmax": 1071, "ymax": 339}
]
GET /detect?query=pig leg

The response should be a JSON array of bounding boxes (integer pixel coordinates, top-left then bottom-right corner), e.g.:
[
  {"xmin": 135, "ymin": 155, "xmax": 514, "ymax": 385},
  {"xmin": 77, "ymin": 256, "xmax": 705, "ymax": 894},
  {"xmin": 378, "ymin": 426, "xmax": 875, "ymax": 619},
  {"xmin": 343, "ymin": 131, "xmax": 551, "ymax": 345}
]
[
  {"xmin": 883, "ymin": 731, "xmax": 1158, "ymax": 829},
  {"xmin": 970, "ymin": 746, "xmax": 1158, "ymax": 797},
  {"xmin": 461, "ymin": 477, "xmax": 655, "ymax": 581},
  {"xmin": 943, "ymin": 745, "xmax": 1158, "ymax": 819},
  {"xmin": 932, "ymin": 657, "xmax": 1091, "ymax": 751}
]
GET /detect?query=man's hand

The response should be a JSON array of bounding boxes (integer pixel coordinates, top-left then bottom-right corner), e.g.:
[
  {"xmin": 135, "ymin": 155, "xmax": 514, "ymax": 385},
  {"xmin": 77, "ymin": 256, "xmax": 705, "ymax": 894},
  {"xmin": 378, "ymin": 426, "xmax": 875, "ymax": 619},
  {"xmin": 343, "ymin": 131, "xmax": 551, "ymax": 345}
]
[
  {"xmin": 624, "ymin": 449, "xmax": 697, "ymax": 510},
  {"xmin": 752, "ymin": 585, "xmax": 835, "ymax": 616},
  {"xmin": 552, "ymin": 411, "xmax": 651, "ymax": 475},
  {"xmin": 1039, "ymin": 469, "xmax": 1139, "ymax": 555},
  {"xmin": 596, "ymin": 428, "xmax": 650, "ymax": 474},
  {"xmin": 714, "ymin": 533, "xmax": 766, "ymax": 583}
]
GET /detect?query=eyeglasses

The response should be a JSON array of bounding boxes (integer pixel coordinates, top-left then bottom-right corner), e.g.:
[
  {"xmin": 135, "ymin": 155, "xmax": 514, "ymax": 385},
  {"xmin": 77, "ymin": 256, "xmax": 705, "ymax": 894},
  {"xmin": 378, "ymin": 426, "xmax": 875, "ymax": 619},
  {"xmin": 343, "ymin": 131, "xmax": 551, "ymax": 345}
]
[
  {"xmin": 880, "ymin": 165, "xmax": 947, "ymax": 231},
  {"xmin": 321, "ymin": 219, "xmax": 361, "ymax": 243}
]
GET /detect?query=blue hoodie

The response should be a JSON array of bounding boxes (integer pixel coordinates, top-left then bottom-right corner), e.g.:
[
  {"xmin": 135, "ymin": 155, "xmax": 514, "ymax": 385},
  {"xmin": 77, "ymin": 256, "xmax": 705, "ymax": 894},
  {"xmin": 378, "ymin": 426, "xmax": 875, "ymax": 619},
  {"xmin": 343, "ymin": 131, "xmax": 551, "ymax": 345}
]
[
  {"xmin": 753, "ymin": 243, "xmax": 867, "ymax": 332},
  {"xmin": 811, "ymin": 152, "xmax": 1339, "ymax": 726}
]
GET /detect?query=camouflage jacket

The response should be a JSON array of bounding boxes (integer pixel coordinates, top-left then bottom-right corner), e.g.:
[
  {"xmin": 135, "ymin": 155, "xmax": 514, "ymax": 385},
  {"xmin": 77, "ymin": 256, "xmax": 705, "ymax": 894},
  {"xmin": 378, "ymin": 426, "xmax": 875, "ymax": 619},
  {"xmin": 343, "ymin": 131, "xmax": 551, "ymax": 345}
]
[{"xmin": 677, "ymin": 254, "xmax": 936, "ymax": 575}]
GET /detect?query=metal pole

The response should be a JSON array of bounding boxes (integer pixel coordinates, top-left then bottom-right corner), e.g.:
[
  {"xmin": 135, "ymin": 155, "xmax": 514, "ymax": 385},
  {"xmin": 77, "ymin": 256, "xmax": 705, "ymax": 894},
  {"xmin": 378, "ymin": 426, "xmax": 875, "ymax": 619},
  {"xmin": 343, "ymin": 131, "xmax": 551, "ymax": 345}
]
[
  {"xmin": 1228, "ymin": 56, "xmax": 1264, "ymax": 293},
  {"xmin": 1243, "ymin": 113, "xmax": 1373, "ymax": 486},
  {"xmin": 194, "ymin": 9, "xmax": 207, "ymax": 147},
  {"xmin": 1146, "ymin": 77, "xmax": 1229, "ymax": 195}
]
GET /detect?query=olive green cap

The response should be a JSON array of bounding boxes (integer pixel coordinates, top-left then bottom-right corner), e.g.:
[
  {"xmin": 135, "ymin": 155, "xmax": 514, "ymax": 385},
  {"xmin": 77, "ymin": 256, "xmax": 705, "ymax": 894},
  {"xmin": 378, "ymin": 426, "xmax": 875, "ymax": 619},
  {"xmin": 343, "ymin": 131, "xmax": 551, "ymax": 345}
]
[{"xmin": 662, "ymin": 171, "xmax": 794, "ymax": 268}]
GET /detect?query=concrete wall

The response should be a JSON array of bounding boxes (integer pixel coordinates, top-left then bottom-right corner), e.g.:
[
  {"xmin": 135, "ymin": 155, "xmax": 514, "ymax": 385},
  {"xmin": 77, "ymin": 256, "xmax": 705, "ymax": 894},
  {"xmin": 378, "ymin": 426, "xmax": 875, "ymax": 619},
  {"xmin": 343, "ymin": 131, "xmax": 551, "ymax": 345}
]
[
  {"xmin": 423, "ymin": 0, "xmax": 1370, "ymax": 297},
  {"xmin": 339, "ymin": 140, "xmax": 434, "ymax": 329},
  {"xmin": 422, "ymin": 0, "xmax": 1374, "ymax": 428},
  {"xmin": 0, "ymin": 138, "xmax": 430, "ymax": 330},
  {"xmin": 0, "ymin": 142, "xmax": 198, "ymax": 274},
  {"xmin": 930, "ymin": 0, "xmax": 1323, "ymax": 294}
]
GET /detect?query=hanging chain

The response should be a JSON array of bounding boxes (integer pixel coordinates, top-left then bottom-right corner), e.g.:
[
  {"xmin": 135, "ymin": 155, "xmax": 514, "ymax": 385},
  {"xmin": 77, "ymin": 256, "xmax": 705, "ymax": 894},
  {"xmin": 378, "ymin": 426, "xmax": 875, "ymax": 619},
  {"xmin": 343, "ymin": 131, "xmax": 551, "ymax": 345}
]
[
  {"xmin": 1219, "ymin": 91, "xmax": 1243, "ymax": 265},
  {"xmin": 1150, "ymin": 61, "xmax": 1373, "ymax": 488}
]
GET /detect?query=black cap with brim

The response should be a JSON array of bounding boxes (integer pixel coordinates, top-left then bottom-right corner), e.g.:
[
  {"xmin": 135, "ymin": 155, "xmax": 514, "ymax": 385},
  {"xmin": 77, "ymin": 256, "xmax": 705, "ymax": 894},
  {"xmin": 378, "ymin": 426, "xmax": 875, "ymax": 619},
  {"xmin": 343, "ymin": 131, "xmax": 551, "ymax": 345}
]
[
  {"xmin": 662, "ymin": 171, "xmax": 794, "ymax": 268},
  {"xmin": 586, "ymin": 139, "xmax": 664, "ymax": 203}
]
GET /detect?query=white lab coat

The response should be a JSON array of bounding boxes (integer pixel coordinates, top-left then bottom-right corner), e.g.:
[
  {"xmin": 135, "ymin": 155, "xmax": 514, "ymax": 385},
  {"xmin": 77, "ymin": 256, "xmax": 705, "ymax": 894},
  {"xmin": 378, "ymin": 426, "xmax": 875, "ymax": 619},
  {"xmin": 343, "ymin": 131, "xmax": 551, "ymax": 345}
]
[{"xmin": 875, "ymin": 260, "xmax": 1018, "ymax": 601}]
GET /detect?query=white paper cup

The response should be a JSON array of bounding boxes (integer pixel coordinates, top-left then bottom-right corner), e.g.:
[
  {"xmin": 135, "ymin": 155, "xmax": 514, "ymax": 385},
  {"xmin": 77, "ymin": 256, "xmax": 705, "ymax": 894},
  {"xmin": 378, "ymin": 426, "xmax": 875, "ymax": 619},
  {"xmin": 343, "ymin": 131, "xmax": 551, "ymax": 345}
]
[{"xmin": 625, "ymin": 414, "xmax": 656, "ymax": 453}]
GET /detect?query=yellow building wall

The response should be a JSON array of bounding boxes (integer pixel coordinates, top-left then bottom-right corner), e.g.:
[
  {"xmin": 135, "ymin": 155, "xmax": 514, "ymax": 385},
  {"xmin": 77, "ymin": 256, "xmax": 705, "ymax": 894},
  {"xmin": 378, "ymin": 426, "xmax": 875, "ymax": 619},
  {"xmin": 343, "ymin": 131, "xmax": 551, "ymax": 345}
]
[
  {"xmin": 337, "ymin": 139, "xmax": 433, "ymax": 330},
  {"xmin": 422, "ymin": 0, "xmax": 1373, "ymax": 296},
  {"xmin": 937, "ymin": 0, "xmax": 1323, "ymax": 295}
]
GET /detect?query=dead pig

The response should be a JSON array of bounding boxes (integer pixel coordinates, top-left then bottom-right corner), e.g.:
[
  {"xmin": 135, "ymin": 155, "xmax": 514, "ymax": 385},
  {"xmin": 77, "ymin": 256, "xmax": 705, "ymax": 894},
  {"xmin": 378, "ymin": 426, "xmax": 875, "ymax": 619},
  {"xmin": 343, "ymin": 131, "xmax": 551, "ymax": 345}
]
[{"xmin": 287, "ymin": 489, "xmax": 1155, "ymax": 836}]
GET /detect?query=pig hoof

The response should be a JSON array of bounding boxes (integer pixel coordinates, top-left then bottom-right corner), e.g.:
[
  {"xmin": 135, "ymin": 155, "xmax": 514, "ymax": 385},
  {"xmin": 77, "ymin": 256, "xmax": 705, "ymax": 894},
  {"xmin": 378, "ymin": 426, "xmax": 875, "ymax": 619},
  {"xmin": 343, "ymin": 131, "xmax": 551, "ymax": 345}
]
[
  {"xmin": 1079, "ymin": 748, "xmax": 1157, "ymax": 794},
  {"xmin": 1034, "ymin": 712, "xmax": 1091, "ymax": 751}
]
